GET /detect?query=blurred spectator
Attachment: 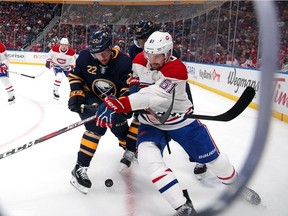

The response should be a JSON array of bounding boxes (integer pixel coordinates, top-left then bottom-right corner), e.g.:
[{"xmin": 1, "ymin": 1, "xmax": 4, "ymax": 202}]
[{"xmin": 226, "ymin": 51, "xmax": 239, "ymax": 66}]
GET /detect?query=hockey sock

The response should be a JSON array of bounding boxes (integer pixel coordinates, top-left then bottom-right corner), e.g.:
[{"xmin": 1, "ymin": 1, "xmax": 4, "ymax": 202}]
[{"xmin": 77, "ymin": 131, "xmax": 101, "ymax": 167}]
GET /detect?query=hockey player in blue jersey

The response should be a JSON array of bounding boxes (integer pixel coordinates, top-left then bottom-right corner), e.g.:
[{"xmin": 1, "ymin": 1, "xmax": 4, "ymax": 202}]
[
  {"xmin": 129, "ymin": 20, "xmax": 156, "ymax": 60},
  {"xmin": 68, "ymin": 30, "xmax": 132, "ymax": 194}
]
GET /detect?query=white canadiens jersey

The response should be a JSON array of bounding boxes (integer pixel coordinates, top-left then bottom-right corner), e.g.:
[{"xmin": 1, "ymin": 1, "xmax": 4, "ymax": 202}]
[
  {"xmin": 0, "ymin": 43, "xmax": 9, "ymax": 66},
  {"xmin": 47, "ymin": 45, "xmax": 76, "ymax": 70},
  {"xmin": 129, "ymin": 52, "xmax": 194, "ymax": 130}
]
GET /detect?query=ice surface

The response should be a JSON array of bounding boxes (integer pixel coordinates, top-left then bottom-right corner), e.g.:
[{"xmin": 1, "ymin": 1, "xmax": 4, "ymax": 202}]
[{"xmin": 0, "ymin": 64, "xmax": 287, "ymax": 216}]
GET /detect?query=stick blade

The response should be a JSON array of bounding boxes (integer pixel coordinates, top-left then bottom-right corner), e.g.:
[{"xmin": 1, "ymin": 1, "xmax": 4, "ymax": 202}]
[{"xmin": 186, "ymin": 86, "xmax": 256, "ymax": 121}]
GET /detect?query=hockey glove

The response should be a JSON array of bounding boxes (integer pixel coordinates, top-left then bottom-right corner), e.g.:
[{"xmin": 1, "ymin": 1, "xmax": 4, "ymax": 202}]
[
  {"xmin": 0, "ymin": 63, "xmax": 8, "ymax": 73},
  {"xmin": 45, "ymin": 59, "xmax": 52, "ymax": 69},
  {"xmin": 103, "ymin": 95, "xmax": 132, "ymax": 114},
  {"xmin": 95, "ymin": 103, "xmax": 116, "ymax": 128},
  {"xmin": 68, "ymin": 90, "xmax": 85, "ymax": 113},
  {"xmin": 129, "ymin": 77, "xmax": 140, "ymax": 94},
  {"xmin": 65, "ymin": 65, "xmax": 74, "ymax": 74}
]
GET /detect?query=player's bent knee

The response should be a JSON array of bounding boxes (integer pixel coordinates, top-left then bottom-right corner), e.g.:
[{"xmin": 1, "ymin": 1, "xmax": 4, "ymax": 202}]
[{"xmin": 138, "ymin": 141, "xmax": 165, "ymax": 175}]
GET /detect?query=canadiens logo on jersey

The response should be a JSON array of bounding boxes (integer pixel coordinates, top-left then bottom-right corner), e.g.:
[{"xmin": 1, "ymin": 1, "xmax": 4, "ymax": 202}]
[
  {"xmin": 92, "ymin": 79, "xmax": 116, "ymax": 100},
  {"xmin": 56, "ymin": 58, "xmax": 67, "ymax": 64}
]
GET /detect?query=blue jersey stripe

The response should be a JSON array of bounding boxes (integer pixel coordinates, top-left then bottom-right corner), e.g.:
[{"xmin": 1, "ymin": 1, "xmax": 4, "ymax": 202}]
[{"xmin": 158, "ymin": 179, "xmax": 178, "ymax": 193}]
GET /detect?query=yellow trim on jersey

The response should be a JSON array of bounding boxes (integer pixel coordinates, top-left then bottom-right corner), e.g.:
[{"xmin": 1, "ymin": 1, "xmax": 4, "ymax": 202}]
[
  {"xmin": 68, "ymin": 73, "xmax": 84, "ymax": 81},
  {"xmin": 111, "ymin": 47, "xmax": 119, "ymax": 59}
]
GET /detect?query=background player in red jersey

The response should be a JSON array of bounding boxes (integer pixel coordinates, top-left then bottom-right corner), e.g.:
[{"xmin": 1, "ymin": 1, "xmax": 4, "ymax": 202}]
[
  {"xmin": 45, "ymin": 37, "xmax": 76, "ymax": 99},
  {"xmin": 0, "ymin": 42, "xmax": 15, "ymax": 104}
]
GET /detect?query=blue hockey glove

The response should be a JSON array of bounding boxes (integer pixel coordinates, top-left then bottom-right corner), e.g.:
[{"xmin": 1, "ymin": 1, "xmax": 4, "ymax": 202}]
[{"xmin": 95, "ymin": 103, "xmax": 116, "ymax": 128}]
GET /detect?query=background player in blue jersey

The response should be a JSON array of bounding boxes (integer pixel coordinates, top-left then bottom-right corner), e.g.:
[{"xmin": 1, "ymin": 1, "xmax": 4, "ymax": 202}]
[{"xmin": 68, "ymin": 30, "xmax": 132, "ymax": 194}]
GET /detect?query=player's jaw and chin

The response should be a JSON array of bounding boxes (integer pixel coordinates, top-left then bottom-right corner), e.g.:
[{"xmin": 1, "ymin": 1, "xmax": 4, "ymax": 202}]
[
  {"xmin": 145, "ymin": 53, "xmax": 166, "ymax": 70},
  {"xmin": 92, "ymin": 48, "xmax": 111, "ymax": 65}
]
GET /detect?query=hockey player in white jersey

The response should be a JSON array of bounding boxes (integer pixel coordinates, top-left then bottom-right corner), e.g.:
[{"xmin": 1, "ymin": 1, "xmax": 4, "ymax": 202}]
[
  {"xmin": 122, "ymin": 21, "xmax": 207, "ymax": 180},
  {"xmin": 0, "ymin": 42, "xmax": 15, "ymax": 104},
  {"xmin": 45, "ymin": 37, "xmax": 76, "ymax": 99},
  {"xmin": 95, "ymin": 31, "xmax": 261, "ymax": 215}
]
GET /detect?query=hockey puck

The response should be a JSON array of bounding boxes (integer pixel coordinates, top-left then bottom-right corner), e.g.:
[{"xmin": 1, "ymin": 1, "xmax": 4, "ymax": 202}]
[{"xmin": 105, "ymin": 179, "xmax": 113, "ymax": 187}]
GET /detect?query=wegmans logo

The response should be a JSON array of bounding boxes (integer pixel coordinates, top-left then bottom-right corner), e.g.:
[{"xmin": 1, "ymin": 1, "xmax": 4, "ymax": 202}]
[{"xmin": 227, "ymin": 68, "xmax": 260, "ymax": 93}]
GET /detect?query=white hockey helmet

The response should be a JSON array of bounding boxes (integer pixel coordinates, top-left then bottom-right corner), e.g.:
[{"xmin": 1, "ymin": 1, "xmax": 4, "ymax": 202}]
[
  {"xmin": 144, "ymin": 31, "xmax": 173, "ymax": 59},
  {"xmin": 60, "ymin": 38, "xmax": 69, "ymax": 45}
]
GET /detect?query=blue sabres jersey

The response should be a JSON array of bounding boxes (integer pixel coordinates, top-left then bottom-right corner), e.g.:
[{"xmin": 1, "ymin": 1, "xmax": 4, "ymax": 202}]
[
  {"xmin": 68, "ymin": 48, "xmax": 132, "ymax": 101},
  {"xmin": 128, "ymin": 44, "xmax": 143, "ymax": 61}
]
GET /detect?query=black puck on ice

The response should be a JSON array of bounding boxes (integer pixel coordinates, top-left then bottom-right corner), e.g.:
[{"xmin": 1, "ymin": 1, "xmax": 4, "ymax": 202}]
[{"xmin": 105, "ymin": 179, "xmax": 113, "ymax": 187}]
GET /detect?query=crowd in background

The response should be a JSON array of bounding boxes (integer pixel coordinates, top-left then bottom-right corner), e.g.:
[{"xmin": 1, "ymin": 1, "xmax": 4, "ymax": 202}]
[
  {"xmin": 0, "ymin": 1, "xmax": 287, "ymax": 71},
  {"xmin": 0, "ymin": 3, "xmax": 56, "ymax": 50}
]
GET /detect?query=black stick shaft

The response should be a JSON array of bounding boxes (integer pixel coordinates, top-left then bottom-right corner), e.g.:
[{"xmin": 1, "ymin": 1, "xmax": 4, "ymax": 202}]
[
  {"xmin": 0, "ymin": 115, "xmax": 96, "ymax": 160},
  {"xmin": 185, "ymin": 86, "xmax": 256, "ymax": 121}
]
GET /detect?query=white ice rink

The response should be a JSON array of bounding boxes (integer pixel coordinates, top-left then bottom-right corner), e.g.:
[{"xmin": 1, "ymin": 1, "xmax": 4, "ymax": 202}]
[{"xmin": 0, "ymin": 64, "xmax": 287, "ymax": 216}]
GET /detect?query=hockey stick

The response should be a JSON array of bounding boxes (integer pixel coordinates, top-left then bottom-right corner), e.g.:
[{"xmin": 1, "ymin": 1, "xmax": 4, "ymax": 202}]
[
  {"xmin": 184, "ymin": 86, "xmax": 256, "ymax": 121},
  {"xmin": 141, "ymin": 86, "xmax": 255, "ymax": 122},
  {"xmin": 145, "ymin": 89, "xmax": 176, "ymax": 124},
  {"xmin": 9, "ymin": 71, "xmax": 36, "ymax": 79},
  {"xmin": 9, "ymin": 69, "xmax": 45, "ymax": 79},
  {"xmin": 80, "ymin": 103, "xmax": 98, "ymax": 113},
  {"xmin": 75, "ymin": 86, "xmax": 254, "ymax": 124},
  {"xmin": 0, "ymin": 113, "xmax": 97, "ymax": 160},
  {"xmin": 80, "ymin": 93, "xmax": 175, "ymax": 124}
]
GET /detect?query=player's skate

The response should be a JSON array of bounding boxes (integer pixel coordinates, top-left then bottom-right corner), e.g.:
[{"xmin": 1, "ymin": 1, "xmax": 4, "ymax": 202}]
[
  {"xmin": 174, "ymin": 190, "xmax": 197, "ymax": 216},
  {"xmin": 70, "ymin": 164, "xmax": 91, "ymax": 194},
  {"xmin": 194, "ymin": 163, "xmax": 207, "ymax": 180},
  {"xmin": 240, "ymin": 186, "xmax": 261, "ymax": 205},
  {"xmin": 8, "ymin": 96, "xmax": 16, "ymax": 105},
  {"xmin": 119, "ymin": 150, "xmax": 135, "ymax": 172},
  {"xmin": 53, "ymin": 90, "xmax": 59, "ymax": 100}
]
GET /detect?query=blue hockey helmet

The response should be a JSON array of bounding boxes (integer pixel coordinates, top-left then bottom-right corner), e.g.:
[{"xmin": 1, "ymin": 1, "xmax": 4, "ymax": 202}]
[
  {"xmin": 89, "ymin": 30, "xmax": 111, "ymax": 54},
  {"xmin": 134, "ymin": 20, "xmax": 155, "ymax": 40}
]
